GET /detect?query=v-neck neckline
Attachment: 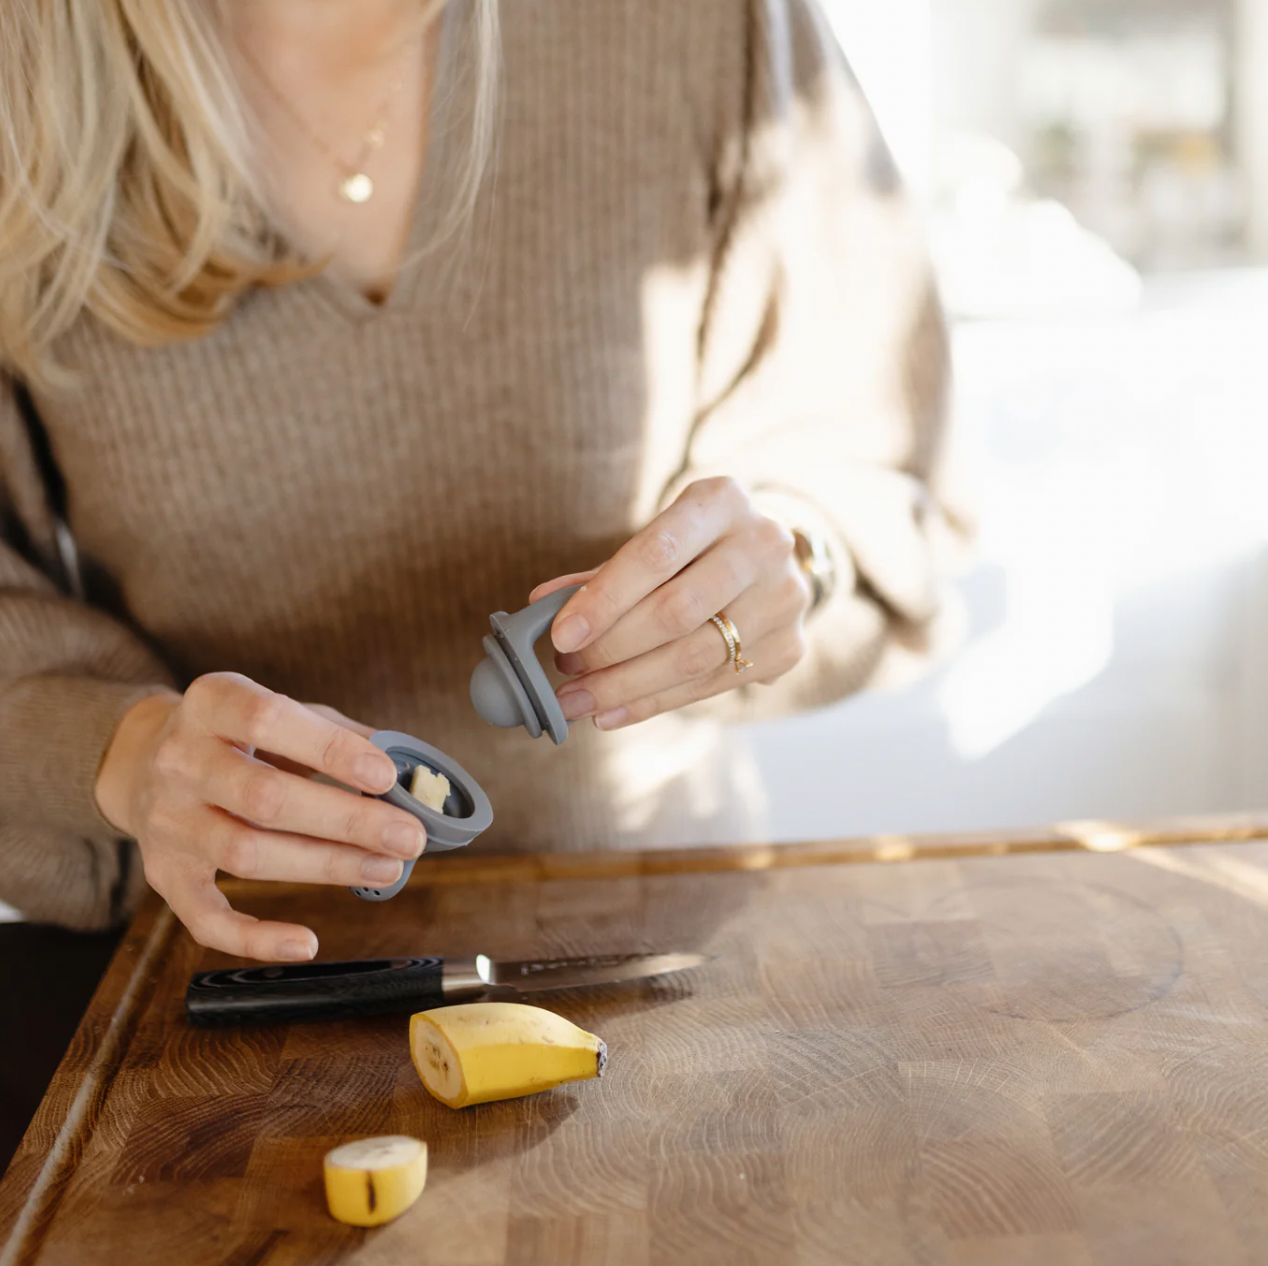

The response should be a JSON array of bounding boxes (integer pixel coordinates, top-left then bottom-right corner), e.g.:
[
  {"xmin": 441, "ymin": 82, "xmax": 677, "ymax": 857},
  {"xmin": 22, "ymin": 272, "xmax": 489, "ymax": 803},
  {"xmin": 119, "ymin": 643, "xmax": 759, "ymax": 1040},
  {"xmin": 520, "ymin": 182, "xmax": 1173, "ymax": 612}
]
[{"xmin": 308, "ymin": 0, "xmax": 468, "ymax": 324}]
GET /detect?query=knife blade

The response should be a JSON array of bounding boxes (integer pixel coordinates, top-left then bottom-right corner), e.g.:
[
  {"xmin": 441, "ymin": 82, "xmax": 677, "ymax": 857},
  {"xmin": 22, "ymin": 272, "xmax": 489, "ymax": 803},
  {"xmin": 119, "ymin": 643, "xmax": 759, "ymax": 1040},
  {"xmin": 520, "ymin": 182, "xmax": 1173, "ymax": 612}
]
[
  {"xmin": 483, "ymin": 951, "xmax": 708, "ymax": 992},
  {"xmin": 185, "ymin": 951, "xmax": 709, "ymax": 1028}
]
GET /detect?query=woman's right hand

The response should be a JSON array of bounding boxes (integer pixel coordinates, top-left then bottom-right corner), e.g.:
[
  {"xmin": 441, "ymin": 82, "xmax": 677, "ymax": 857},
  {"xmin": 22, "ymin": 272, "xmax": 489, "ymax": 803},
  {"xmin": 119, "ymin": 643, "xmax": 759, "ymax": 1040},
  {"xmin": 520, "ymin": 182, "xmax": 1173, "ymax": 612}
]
[{"xmin": 95, "ymin": 672, "xmax": 425, "ymax": 962}]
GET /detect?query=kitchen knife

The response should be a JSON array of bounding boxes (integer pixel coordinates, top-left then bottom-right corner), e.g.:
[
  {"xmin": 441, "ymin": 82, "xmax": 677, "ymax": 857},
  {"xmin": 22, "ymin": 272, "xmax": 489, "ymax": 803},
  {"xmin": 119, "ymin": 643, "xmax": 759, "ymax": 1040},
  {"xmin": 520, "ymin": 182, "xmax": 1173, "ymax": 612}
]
[{"xmin": 185, "ymin": 950, "xmax": 709, "ymax": 1027}]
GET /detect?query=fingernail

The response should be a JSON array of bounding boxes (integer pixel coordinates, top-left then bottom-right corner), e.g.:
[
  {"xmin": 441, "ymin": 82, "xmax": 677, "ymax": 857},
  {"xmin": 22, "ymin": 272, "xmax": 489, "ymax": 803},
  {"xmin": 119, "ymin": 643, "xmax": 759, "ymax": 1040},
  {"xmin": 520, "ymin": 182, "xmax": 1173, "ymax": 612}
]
[
  {"xmin": 362, "ymin": 856, "xmax": 403, "ymax": 884},
  {"xmin": 278, "ymin": 938, "xmax": 315, "ymax": 962},
  {"xmin": 594, "ymin": 707, "xmax": 630, "ymax": 731},
  {"xmin": 558, "ymin": 689, "xmax": 596, "ymax": 720},
  {"xmin": 356, "ymin": 754, "xmax": 395, "ymax": 793},
  {"xmin": 383, "ymin": 822, "xmax": 427, "ymax": 858},
  {"xmin": 553, "ymin": 613, "xmax": 590, "ymax": 653}
]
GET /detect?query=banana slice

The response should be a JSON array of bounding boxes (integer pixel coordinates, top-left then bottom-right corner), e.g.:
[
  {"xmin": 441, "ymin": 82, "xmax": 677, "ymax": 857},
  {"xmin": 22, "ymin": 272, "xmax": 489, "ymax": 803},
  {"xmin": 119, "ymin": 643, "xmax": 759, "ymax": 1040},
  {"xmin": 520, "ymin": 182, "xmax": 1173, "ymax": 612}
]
[
  {"xmin": 410, "ymin": 1002, "xmax": 607, "ymax": 1109},
  {"xmin": 323, "ymin": 1135, "xmax": 428, "ymax": 1227},
  {"xmin": 409, "ymin": 765, "xmax": 451, "ymax": 813}
]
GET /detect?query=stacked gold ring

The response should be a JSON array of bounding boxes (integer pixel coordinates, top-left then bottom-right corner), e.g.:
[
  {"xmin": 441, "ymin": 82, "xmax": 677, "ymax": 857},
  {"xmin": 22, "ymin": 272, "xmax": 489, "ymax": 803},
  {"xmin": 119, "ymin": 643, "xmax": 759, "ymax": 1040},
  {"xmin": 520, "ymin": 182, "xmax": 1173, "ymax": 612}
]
[{"xmin": 708, "ymin": 612, "xmax": 753, "ymax": 675}]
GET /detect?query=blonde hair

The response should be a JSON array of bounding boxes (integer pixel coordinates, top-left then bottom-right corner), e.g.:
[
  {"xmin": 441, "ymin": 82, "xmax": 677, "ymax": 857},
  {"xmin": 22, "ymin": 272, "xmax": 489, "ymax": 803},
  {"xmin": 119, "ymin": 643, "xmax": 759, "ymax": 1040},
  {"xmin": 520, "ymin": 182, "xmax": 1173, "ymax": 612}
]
[{"xmin": 0, "ymin": 0, "xmax": 499, "ymax": 387}]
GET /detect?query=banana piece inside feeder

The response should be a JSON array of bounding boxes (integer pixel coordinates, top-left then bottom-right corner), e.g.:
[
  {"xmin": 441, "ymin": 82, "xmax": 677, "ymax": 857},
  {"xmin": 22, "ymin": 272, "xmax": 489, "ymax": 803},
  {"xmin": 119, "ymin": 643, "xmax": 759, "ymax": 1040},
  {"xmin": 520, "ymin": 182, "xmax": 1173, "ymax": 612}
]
[
  {"xmin": 409, "ymin": 764, "xmax": 451, "ymax": 813},
  {"xmin": 323, "ymin": 1135, "xmax": 428, "ymax": 1226}
]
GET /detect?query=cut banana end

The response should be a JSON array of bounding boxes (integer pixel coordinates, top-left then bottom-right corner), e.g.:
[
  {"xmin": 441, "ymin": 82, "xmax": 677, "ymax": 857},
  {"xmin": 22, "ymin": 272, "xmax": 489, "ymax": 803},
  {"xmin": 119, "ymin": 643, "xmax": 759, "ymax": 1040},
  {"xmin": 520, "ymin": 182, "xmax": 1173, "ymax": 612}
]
[
  {"xmin": 324, "ymin": 1135, "xmax": 428, "ymax": 1227},
  {"xmin": 410, "ymin": 1002, "xmax": 607, "ymax": 1109}
]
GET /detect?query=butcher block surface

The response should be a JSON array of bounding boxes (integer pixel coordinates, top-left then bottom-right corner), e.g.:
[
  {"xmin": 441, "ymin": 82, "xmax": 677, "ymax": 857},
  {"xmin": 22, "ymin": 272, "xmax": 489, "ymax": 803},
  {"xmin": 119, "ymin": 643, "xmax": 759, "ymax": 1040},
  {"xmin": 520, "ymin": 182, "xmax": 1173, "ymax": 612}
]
[{"xmin": 6, "ymin": 821, "xmax": 1268, "ymax": 1265}]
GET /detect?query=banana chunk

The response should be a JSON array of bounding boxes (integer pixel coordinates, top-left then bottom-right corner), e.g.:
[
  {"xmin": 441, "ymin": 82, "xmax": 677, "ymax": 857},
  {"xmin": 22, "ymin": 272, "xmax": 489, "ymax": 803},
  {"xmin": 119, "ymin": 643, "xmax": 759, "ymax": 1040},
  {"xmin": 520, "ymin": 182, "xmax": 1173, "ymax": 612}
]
[
  {"xmin": 323, "ymin": 1135, "xmax": 428, "ymax": 1227},
  {"xmin": 409, "ymin": 764, "xmax": 451, "ymax": 813},
  {"xmin": 410, "ymin": 1002, "xmax": 607, "ymax": 1109}
]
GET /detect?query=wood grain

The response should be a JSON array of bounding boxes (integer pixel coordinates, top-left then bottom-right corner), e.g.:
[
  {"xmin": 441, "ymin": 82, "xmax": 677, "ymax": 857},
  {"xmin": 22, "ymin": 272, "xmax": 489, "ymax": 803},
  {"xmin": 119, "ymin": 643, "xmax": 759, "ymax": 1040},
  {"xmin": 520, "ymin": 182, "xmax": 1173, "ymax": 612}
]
[
  {"xmin": 7, "ymin": 826, "xmax": 1268, "ymax": 1264},
  {"xmin": 0, "ymin": 900, "xmax": 178, "ymax": 1266}
]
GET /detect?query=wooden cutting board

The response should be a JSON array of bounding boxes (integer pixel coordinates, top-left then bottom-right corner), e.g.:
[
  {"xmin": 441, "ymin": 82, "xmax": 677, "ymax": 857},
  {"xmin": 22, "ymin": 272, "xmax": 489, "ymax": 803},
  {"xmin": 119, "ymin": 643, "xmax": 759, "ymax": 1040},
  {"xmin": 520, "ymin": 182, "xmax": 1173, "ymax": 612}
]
[{"xmin": 5, "ymin": 827, "xmax": 1268, "ymax": 1265}]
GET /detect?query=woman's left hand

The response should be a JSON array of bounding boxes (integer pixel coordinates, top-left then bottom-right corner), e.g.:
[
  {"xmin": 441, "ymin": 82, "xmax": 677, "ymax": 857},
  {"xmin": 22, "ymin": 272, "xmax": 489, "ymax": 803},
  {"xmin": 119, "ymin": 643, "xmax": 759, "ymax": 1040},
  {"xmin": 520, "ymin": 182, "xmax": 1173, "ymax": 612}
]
[{"xmin": 529, "ymin": 478, "xmax": 812, "ymax": 730}]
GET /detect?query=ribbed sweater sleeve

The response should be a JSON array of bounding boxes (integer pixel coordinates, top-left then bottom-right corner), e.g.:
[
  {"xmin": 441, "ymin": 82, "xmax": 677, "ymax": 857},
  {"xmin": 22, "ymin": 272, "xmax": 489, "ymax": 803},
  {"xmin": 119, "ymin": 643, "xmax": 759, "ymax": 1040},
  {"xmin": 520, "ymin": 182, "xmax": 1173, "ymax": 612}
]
[
  {"xmin": 0, "ymin": 375, "xmax": 174, "ymax": 926},
  {"xmin": 664, "ymin": 0, "xmax": 968, "ymax": 722}
]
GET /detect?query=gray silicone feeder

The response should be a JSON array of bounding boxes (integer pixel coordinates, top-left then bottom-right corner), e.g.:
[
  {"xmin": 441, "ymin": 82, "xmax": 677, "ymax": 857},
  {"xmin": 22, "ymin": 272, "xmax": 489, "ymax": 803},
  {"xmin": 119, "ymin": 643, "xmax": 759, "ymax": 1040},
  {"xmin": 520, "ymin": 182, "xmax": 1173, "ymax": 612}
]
[
  {"xmin": 349, "ymin": 731, "xmax": 493, "ymax": 901},
  {"xmin": 468, "ymin": 583, "xmax": 581, "ymax": 745},
  {"xmin": 350, "ymin": 584, "xmax": 581, "ymax": 902}
]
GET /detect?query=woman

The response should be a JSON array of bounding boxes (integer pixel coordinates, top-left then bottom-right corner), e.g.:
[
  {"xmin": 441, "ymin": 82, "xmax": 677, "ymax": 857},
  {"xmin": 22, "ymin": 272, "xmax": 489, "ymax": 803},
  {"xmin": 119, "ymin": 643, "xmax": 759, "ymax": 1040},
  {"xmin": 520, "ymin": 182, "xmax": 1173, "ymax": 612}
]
[{"xmin": 0, "ymin": 0, "xmax": 961, "ymax": 963}]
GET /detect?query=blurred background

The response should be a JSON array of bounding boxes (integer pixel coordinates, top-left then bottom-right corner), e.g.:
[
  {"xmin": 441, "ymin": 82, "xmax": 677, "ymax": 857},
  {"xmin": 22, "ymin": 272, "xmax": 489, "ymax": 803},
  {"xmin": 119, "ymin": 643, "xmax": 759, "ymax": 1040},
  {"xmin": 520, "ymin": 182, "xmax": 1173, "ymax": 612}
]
[{"xmin": 737, "ymin": 0, "xmax": 1268, "ymax": 839}]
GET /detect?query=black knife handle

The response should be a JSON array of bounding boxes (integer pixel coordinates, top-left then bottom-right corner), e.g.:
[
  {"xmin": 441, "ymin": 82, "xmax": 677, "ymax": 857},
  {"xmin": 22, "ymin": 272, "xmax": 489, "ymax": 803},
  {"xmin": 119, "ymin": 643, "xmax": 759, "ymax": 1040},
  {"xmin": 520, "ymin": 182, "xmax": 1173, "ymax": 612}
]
[{"xmin": 185, "ymin": 956, "xmax": 446, "ymax": 1027}]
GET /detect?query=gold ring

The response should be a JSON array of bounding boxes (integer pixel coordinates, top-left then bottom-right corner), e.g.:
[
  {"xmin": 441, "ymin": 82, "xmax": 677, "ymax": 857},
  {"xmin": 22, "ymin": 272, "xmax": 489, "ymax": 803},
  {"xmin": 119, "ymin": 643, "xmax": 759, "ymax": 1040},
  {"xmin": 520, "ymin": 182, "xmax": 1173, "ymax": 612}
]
[{"xmin": 708, "ymin": 612, "xmax": 753, "ymax": 675}]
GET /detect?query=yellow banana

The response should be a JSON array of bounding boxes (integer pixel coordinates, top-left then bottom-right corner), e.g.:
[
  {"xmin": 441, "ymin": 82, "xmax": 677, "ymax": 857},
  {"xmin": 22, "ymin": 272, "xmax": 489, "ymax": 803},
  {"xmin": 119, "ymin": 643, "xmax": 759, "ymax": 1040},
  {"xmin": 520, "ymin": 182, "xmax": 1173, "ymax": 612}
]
[
  {"xmin": 323, "ymin": 1135, "xmax": 428, "ymax": 1227},
  {"xmin": 410, "ymin": 1002, "xmax": 607, "ymax": 1108}
]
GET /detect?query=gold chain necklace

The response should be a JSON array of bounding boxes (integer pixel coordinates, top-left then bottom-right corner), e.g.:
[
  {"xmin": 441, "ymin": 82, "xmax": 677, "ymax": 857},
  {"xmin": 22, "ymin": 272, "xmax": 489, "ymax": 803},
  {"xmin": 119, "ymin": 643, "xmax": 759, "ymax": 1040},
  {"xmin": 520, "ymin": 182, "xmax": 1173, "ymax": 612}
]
[{"xmin": 236, "ymin": 35, "xmax": 420, "ymax": 205}]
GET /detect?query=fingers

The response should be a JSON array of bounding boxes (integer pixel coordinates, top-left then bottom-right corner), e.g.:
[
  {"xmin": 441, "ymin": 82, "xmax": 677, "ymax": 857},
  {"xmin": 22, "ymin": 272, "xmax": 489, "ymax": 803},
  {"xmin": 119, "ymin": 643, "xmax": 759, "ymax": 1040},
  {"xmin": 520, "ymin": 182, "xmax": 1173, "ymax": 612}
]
[
  {"xmin": 254, "ymin": 704, "xmax": 377, "ymax": 776},
  {"xmin": 555, "ymin": 580, "xmax": 794, "ymax": 722},
  {"xmin": 529, "ymin": 569, "xmax": 600, "ymax": 605},
  {"xmin": 140, "ymin": 676, "xmax": 418, "ymax": 963},
  {"xmin": 183, "ymin": 674, "xmax": 396, "ymax": 794},
  {"xmin": 200, "ymin": 808, "xmax": 408, "ymax": 888},
  {"xmin": 584, "ymin": 627, "xmax": 808, "ymax": 731},
  {"xmin": 555, "ymin": 539, "xmax": 762, "ymax": 676},
  {"xmin": 158, "ymin": 867, "xmax": 319, "ymax": 962},
  {"xmin": 549, "ymin": 479, "xmax": 747, "ymax": 654},
  {"xmin": 193, "ymin": 743, "xmax": 426, "ymax": 859},
  {"xmin": 301, "ymin": 703, "xmax": 377, "ymax": 740}
]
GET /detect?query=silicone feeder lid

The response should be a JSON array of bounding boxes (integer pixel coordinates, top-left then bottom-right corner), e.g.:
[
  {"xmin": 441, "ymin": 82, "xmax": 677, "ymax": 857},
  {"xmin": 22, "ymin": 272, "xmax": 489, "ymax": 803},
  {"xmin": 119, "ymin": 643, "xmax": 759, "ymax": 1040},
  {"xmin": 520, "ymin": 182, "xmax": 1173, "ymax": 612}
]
[
  {"xmin": 469, "ymin": 583, "xmax": 583, "ymax": 744},
  {"xmin": 349, "ymin": 731, "xmax": 493, "ymax": 902}
]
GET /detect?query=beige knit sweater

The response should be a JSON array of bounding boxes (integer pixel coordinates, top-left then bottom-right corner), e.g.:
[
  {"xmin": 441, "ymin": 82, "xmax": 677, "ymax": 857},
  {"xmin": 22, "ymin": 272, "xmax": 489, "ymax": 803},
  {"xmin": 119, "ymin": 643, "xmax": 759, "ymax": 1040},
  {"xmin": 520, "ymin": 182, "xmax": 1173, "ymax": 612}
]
[{"xmin": 0, "ymin": 0, "xmax": 959, "ymax": 929}]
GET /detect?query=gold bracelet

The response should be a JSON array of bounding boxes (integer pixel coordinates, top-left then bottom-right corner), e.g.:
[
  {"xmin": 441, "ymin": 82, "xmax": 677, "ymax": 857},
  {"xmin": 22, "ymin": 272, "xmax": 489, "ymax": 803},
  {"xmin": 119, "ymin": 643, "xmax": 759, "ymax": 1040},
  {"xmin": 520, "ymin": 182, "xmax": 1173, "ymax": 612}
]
[{"xmin": 791, "ymin": 528, "xmax": 837, "ymax": 612}]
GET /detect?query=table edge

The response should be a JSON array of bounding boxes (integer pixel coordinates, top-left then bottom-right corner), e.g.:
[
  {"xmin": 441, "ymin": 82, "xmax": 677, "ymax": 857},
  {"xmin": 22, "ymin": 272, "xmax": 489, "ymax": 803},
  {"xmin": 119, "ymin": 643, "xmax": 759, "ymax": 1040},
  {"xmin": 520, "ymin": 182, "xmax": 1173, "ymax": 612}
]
[
  {"xmin": 0, "ymin": 901, "xmax": 177, "ymax": 1265},
  {"xmin": 220, "ymin": 812, "xmax": 1268, "ymax": 894}
]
